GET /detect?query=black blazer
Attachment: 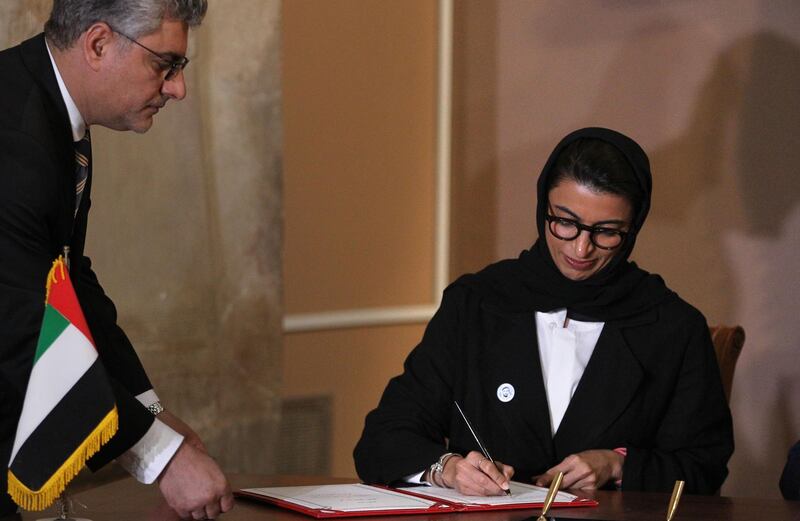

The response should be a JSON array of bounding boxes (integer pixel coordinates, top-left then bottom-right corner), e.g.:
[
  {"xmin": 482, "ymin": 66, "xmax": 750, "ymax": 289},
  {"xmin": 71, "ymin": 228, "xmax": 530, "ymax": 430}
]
[
  {"xmin": 780, "ymin": 440, "xmax": 800, "ymax": 500},
  {"xmin": 0, "ymin": 34, "xmax": 156, "ymax": 511},
  {"xmin": 354, "ymin": 282, "xmax": 734, "ymax": 495}
]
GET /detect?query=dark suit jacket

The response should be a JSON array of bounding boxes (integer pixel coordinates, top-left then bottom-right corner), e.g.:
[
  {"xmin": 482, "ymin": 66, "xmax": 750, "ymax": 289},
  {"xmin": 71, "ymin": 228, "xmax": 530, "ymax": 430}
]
[
  {"xmin": 780, "ymin": 441, "xmax": 800, "ymax": 500},
  {"xmin": 354, "ymin": 280, "xmax": 734, "ymax": 495},
  {"xmin": 0, "ymin": 34, "xmax": 156, "ymax": 512}
]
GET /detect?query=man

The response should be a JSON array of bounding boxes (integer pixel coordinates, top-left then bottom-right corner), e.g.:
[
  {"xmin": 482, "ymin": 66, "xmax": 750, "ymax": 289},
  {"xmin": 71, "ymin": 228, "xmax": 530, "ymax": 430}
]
[{"xmin": 0, "ymin": 1, "xmax": 233, "ymax": 519}]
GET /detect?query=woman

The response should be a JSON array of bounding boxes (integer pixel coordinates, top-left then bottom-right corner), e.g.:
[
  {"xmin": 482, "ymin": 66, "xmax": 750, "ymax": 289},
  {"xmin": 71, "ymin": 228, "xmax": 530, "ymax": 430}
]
[{"xmin": 353, "ymin": 128, "xmax": 733, "ymax": 496}]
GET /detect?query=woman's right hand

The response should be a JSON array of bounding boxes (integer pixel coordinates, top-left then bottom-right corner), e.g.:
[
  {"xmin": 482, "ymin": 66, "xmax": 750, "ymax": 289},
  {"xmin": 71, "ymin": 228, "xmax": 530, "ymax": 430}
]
[{"xmin": 439, "ymin": 450, "xmax": 514, "ymax": 496}]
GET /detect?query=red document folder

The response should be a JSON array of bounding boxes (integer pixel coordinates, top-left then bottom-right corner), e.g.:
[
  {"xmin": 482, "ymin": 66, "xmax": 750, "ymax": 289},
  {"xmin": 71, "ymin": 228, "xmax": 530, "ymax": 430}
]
[{"xmin": 235, "ymin": 482, "xmax": 598, "ymax": 518}]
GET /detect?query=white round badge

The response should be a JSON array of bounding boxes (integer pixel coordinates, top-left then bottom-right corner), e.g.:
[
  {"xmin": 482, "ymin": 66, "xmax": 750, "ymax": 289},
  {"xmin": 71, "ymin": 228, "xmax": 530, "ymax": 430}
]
[{"xmin": 496, "ymin": 383, "xmax": 515, "ymax": 403}]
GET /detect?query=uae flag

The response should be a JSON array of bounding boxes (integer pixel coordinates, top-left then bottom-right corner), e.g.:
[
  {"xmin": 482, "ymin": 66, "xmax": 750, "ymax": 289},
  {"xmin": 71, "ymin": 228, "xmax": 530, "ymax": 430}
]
[{"xmin": 7, "ymin": 257, "xmax": 118, "ymax": 511}]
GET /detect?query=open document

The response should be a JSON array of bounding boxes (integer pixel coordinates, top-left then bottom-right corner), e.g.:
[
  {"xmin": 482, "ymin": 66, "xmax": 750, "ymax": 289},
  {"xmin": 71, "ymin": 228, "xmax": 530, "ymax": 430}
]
[
  {"xmin": 407, "ymin": 480, "xmax": 580, "ymax": 506},
  {"xmin": 236, "ymin": 481, "xmax": 597, "ymax": 518}
]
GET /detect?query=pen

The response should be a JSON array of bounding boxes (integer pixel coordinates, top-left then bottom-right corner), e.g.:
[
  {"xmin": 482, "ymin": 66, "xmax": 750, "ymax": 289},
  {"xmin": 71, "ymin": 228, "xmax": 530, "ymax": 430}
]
[
  {"xmin": 665, "ymin": 480, "xmax": 684, "ymax": 521},
  {"xmin": 537, "ymin": 471, "xmax": 563, "ymax": 521},
  {"xmin": 453, "ymin": 401, "xmax": 512, "ymax": 496}
]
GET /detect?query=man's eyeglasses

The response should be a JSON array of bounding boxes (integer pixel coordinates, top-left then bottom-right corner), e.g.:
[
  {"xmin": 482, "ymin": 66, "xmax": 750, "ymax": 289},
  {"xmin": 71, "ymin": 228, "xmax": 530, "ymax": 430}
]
[
  {"xmin": 114, "ymin": 29, "xmax": 189, "ymax": 81},
  {"xmin": 545, "ymin": 214, "xmax": 629, "ymax": 250}
]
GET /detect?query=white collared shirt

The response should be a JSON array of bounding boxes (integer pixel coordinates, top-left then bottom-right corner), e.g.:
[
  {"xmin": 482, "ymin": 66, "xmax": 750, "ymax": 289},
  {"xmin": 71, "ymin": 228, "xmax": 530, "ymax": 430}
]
[
  {"xmin": 117, "ymin": 392, "xmax": 185, "ymax": 483},
  {"xmin": 45, "ymin": 40, "xmax": 183, "ymax": 484},
  {"xmin": 535, "ymin": 309, "xmax": 604, "ymax": 435},
  {"xmin": 45, "ymin": 42, "xmax": 84, "ymax": 141}
]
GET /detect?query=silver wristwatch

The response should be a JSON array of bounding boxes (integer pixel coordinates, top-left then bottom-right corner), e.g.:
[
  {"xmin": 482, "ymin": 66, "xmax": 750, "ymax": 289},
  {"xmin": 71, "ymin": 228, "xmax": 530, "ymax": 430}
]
[{"xmin": 146, "ymin": 401, "xmax": 164, "ymax": 416}]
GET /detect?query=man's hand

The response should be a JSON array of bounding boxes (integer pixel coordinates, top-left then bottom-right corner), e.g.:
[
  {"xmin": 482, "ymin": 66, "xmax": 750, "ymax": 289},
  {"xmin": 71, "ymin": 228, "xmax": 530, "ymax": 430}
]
[
  {"xmin": 157, "ymin": 441, "xmax": 235, "ymax": 520},
  {"xmin": 440, "ymin": 450, "xmax": 514, "ymax": 496},
  {"xmin": 535, "ymin": 449, "xmax": 623, "ymax": 490},
  {"xmin": 157, "ymin": 409, "xmax": 208, "ymax": 454}
]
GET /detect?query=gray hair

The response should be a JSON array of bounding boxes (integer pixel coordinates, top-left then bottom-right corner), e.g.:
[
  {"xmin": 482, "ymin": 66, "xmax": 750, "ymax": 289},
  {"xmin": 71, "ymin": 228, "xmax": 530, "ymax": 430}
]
[{"xmin": 45, "ymin": 0, "xmax": 208, "ymax": 49}]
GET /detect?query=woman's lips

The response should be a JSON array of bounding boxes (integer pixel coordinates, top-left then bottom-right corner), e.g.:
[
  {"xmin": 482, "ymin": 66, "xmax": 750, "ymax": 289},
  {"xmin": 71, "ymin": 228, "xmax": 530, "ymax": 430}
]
[{"xmin": 564, "ymin": 255, "xmax": 596, "ymax": 271}]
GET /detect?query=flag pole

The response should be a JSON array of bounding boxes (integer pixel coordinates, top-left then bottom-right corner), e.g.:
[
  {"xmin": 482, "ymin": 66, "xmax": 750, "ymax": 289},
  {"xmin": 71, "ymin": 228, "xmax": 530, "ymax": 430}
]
[{"xmin": 35, "ymin": 492, "xmax": 90, "ymax": 521}]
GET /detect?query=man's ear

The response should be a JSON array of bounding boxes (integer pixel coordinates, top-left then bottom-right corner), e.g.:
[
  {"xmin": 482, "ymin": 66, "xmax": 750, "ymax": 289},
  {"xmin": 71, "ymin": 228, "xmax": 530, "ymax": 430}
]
[{"xmin": 82, "ymin": 22, "xmax": 115, "ymax": 72}]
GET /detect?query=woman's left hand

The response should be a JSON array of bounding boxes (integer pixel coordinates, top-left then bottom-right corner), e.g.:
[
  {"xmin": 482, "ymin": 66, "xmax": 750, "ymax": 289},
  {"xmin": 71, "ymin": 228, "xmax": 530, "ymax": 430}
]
[{"xmin": 535, "ymin": 449, "xmax": 623, "ymax": 490}]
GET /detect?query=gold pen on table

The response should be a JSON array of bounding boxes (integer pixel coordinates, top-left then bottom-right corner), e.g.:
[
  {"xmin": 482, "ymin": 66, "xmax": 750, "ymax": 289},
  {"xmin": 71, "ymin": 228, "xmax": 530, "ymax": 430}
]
[
  {"xmin": 537, "ymin": 471, "xmax": 563, "ymax": 521},
  {"xmin": 453, "ymin": 401, "xmax": 512, "ymax": 496},
  {"xmin": 665, "ymin": 480, "xmax": 685, "ymax": 521}
]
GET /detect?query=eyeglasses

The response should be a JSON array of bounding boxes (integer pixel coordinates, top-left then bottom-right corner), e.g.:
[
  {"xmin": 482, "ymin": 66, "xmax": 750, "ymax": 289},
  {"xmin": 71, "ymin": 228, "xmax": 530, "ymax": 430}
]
[
  {"xmin": 114, "ymin": 29, "xmax": 189, "ymax": 81},
  {"xmin": 545, "ymin": 214, "xmax": 629, "ymax": 250}
]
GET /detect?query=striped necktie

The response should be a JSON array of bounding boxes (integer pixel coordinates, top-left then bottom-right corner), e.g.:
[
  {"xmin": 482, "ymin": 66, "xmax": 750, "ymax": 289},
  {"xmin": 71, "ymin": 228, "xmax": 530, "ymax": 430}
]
[{"xmin": 74, "ymin": 130, "xmax": 91, "ymax": 216}]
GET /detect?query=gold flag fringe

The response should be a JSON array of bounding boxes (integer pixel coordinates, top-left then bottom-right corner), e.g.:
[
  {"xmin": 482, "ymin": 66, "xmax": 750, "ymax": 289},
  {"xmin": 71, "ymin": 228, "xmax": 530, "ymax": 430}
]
[
  {"xmin": 44, "ymin": 256, "xmax": 67, "ymax": 304},
  {"xmin": 7, "ymin": 407, "xmax": 118, "ymax": 511}
]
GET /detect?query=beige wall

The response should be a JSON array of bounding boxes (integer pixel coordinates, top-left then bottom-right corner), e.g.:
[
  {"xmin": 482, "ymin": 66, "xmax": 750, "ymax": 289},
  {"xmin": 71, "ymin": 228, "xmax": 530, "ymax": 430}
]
[
  {"xmin": 282, "ymin": 0, "xmax": 438, "ymax": 478},
  {"xmin": 282, "ymin": 1, "xmax": 437, "ymax": 313},
  {"xmin": 450, "ymin": 1, "xmax": 499, "ymax": 278},
  {"xmin": 283, "ymin": 326, "xmax": 424, "ymax": 477},
  {"xmin": 0, "ymin": 1, "xmax": 50, "ymax": 44}
]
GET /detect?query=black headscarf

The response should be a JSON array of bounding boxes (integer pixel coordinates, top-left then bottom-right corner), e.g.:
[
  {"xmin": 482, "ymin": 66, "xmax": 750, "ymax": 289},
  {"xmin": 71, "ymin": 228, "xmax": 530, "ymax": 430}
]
[{"xmin": 458, "ymin": 127, "xmax": 674, "ymax": 321}]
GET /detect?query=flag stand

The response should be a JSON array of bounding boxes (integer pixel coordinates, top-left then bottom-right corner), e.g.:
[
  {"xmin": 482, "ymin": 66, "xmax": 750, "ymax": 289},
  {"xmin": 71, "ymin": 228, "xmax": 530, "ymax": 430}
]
[{"xmin": 35, "ymin": 493, "xmax": 90, "ymax": 521}]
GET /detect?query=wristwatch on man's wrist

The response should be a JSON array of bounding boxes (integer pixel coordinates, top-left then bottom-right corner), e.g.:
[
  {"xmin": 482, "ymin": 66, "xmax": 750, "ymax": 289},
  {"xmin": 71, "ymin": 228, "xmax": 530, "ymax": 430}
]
[{"xmin": 146, "ymin": 401, "xmax": 164, "ymax": 416}]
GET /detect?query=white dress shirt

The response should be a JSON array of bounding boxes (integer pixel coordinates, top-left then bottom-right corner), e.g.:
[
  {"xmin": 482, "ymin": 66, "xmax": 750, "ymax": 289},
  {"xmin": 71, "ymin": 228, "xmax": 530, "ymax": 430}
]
[
  {"xmin": 120, "ymin": 391, "xmax": 185, "ymax": 483},
  {"xmin": 535, "ymin": 309, "xmax": 604, "ymax": 435},
  {"xmin": 46, "ymin": 42, "xmax": 184, "ymax": 484}
]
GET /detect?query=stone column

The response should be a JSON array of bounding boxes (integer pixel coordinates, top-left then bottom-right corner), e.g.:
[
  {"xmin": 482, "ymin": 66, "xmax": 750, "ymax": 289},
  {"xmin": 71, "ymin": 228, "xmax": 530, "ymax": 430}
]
[
  {"xmin": 0, "ymin": 0, "xmax": 50, "ymax": 48},
  {"xmin": 195, "ymin": 0, "xmax": 283, "ymax": 473}
]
